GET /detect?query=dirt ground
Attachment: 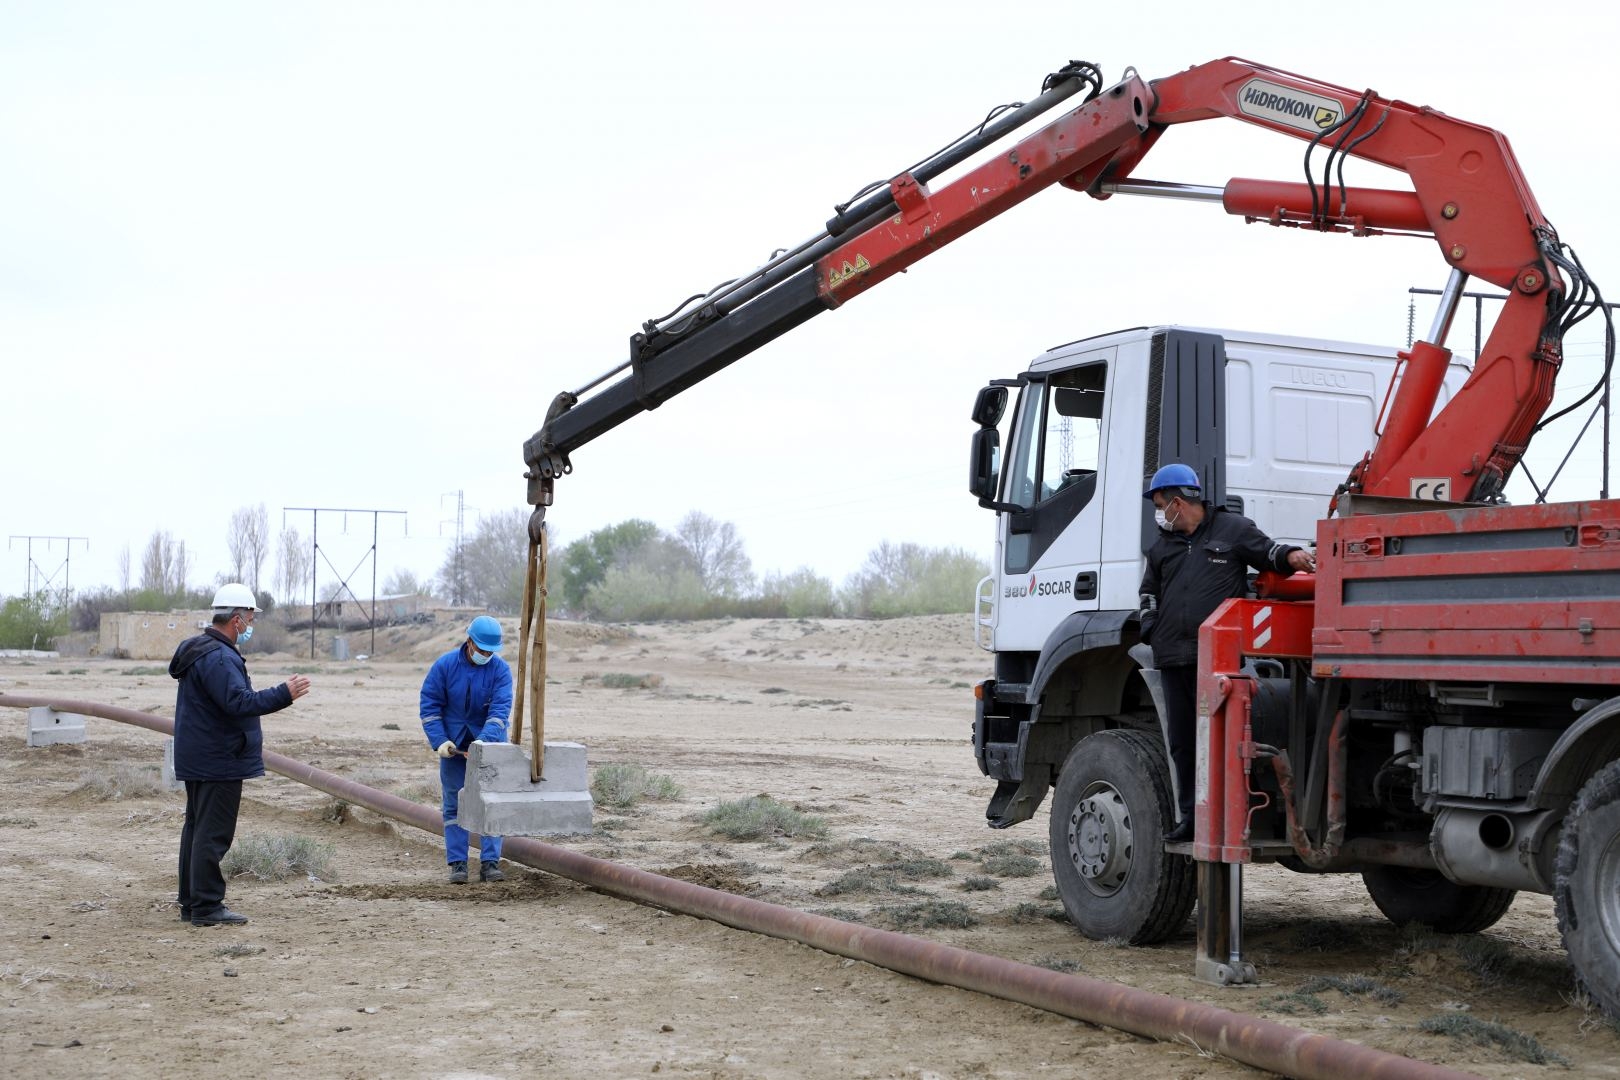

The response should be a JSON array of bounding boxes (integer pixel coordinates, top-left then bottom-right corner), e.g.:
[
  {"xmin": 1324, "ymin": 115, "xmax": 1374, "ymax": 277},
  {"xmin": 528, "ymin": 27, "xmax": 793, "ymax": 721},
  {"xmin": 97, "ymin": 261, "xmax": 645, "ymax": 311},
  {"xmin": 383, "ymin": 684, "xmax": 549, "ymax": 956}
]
[{"xmin": 2, "ymin": 614, "xmax": 1617, "ymax": 1079}]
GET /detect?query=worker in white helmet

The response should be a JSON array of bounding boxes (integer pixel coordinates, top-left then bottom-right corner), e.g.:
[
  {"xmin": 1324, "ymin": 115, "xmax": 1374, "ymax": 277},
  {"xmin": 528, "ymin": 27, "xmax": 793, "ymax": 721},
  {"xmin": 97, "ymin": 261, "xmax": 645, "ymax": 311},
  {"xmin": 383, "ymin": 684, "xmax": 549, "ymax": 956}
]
[{"xmin": 169, "ymin": 583, "xmax": 311, "ymax": 926}]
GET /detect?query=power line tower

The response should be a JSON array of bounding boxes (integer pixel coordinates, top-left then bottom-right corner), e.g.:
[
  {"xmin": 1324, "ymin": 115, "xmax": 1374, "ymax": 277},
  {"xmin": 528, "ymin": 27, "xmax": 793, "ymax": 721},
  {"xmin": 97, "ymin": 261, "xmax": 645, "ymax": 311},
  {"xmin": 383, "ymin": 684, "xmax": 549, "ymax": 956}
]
[
  {"xmin": 7, "ymin": 534, "xmax": 88, "ymax": 611},
  {"xmin": 440, "ymin": 490, "xmax": 477, "ymax": 606},
  {"xmin": 283, "ymin": 507, "xmax": 406, "ymax": 659}
]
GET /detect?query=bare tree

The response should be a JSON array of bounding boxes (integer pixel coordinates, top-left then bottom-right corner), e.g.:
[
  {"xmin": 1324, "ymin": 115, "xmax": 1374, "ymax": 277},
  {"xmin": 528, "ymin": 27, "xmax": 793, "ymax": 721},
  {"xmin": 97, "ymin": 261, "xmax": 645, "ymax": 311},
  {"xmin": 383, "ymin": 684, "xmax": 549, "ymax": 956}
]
[
  {"xmin": 245, "ymin": 505, "xmax": 270, "ymax": 593},
  {"xmin": 117, "ymin": 543, "xmax": 131, "ymax": 592},
  {"xmin": 382, "ymin": 568, "xmax": 429, "ymax": 597},
  {"xmin": 226, "ymin": 508, "xmax": 251, "ymax": 582},
  {"xmin": 226, "ymin": 504, "xmax": 271, "ymax": 593},
  {"xmin": 434, "ymin": 509, "xmax": 530, "ymax": 613},
  {"xmin": 139, "ymin": 531, "xmax": 185, "ymax": 594},
  {"xmin": 275, "ymin": 527, "xmax": 312, "ymax": 608},
  {"xmin": 674, "ymin": 511, "xmax": 754, "ymax": 598}
]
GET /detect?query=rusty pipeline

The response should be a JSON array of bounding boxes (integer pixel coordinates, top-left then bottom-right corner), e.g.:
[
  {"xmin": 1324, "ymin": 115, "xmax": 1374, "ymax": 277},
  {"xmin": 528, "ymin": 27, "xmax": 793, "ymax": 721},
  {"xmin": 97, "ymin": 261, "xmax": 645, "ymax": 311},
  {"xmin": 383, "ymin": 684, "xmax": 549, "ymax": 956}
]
[{"xmin": 1, "ymin": 692, "xmax": 1482, "ymax": 1080}]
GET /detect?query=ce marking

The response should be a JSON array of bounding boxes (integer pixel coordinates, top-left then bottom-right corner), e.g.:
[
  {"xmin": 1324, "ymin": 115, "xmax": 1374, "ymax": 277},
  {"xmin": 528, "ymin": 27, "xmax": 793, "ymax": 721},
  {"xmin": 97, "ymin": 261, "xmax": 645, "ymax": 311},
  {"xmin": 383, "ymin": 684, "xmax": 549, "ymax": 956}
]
[{"xmin": 1411, "ymin": 477, "xmax": 1450, "ymax": 500}]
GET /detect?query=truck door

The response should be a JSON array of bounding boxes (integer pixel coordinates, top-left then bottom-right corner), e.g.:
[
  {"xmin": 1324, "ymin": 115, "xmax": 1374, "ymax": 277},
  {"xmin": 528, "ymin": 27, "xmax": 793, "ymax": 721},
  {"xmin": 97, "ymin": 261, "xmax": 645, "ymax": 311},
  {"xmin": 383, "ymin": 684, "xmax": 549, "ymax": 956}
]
[{"xmin": 994, "ymin": 357, "xmax": 1111, "ymax": 651}]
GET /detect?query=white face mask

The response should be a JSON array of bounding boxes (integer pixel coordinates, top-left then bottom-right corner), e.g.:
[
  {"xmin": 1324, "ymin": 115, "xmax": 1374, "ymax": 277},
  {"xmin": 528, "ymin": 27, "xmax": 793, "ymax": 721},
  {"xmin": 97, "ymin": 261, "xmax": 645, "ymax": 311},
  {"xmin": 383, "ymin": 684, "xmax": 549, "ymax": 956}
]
[
  {"xmin": 470, "ymin": 647, "xmax": 492, "ymax": 666},
  {"xmin": 1155, "ymin": 501, "xmax": 1179, "ymax": 531}
]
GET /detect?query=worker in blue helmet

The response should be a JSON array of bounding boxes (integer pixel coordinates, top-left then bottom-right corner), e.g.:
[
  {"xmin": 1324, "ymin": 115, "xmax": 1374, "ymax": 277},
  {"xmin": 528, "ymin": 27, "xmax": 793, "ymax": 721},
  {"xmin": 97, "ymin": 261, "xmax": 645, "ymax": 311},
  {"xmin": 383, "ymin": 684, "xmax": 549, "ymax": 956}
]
[
  {"xmin": 1139, "ymin": 464, "xmax": 1315, "ymax": 840},
  {"xmin": 420, "ymin": 615, "xmax": 513, "ymax": 883}
]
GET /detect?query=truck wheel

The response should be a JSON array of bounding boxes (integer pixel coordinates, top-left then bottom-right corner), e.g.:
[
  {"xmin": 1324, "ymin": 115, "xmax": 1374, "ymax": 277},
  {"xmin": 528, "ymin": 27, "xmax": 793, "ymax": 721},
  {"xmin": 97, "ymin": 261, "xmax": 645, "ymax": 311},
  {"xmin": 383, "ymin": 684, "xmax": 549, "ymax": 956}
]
[
  {"xmin": 1360, "ymin": 865, "xmax": 1515, "ymax": 933},
  {"xmin": 1555, "ymin": 758, "xmax": 1620, "ymax": 1020},
  {"xmin": 1048, "ymin": 728, "xmax": 1194, "ymax": 944}
]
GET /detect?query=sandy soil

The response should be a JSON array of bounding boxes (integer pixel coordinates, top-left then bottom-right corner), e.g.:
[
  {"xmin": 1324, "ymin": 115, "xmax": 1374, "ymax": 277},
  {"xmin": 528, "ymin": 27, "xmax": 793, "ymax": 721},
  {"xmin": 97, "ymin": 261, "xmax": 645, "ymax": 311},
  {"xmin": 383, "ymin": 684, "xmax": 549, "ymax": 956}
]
[{"xmin": 2, "ymin": 614, "xmax": 1617, "ymax": 1079}]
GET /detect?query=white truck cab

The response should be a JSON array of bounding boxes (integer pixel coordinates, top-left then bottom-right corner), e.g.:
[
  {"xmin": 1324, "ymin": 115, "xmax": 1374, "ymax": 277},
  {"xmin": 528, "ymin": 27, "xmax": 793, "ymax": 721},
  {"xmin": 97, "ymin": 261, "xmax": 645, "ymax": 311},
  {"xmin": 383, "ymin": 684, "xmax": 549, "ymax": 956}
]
[{"xmin": 968, "ymin": 325, "xmax": 1470, "ymax": 829}]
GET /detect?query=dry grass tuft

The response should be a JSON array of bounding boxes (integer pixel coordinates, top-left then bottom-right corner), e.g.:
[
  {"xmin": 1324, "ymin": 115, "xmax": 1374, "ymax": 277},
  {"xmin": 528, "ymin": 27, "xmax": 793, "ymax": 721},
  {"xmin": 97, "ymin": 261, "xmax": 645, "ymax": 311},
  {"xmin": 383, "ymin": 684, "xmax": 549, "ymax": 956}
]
[
  {"xmin": 74, "ymin": 765, "xmax": 165, "ymax": 801},
  {"xmin": 701, "ymin": 796, "xmax": 828, "ymax": 841},
  {"xmin": 592, "ymin": 763, "xmax": 683, "ymax": 809},
  {"xmin": 1419, "ymin": 1013, "xmax": 1570, "ymax": 1065},
  {"xmin": 221, "ymin": 834, "xmax": 335, "ymax": 882}
]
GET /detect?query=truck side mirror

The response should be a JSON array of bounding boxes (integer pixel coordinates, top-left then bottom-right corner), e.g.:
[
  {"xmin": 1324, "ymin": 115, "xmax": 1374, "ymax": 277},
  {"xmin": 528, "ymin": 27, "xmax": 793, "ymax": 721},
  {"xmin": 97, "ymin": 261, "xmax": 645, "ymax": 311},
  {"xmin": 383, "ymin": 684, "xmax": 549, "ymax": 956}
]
[
  {"xmin": 969, "ymin": 427, "xmax": 1001, "ymax": 501},
  {"xmin": 971, "ymin": 385, "xmax": 1008, "ymax": 428}
]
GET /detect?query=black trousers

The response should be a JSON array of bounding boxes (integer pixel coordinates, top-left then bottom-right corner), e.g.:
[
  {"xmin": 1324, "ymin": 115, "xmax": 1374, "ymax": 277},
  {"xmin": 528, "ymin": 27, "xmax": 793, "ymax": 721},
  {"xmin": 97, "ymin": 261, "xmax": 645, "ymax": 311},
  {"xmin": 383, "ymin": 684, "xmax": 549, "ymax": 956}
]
[
  {"xmin": 1160, "ymin": 664, "xmax": 1198, "ymax": 824},
  {"xmin": 178, "ymin": 779, "xmax": 242, "ymax": 916}
]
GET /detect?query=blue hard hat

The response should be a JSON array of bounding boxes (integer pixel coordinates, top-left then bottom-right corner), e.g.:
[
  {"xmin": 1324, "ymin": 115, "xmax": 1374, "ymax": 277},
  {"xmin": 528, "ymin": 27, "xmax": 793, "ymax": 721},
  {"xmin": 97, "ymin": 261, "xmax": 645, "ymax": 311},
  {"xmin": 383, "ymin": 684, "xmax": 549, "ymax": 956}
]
[
  {"xmin": 1144, "ymin": 463, "xmax": 1202, "ymax": 498},
  {"xmin": 467, "ymin": 615, "xmax": 504, "ymax": 652}
]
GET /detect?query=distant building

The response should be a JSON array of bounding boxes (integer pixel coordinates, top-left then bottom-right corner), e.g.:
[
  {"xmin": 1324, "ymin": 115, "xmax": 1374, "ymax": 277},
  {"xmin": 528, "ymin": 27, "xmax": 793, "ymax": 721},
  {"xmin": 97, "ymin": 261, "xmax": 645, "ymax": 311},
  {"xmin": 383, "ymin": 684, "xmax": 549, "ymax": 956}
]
[{"xmin": 99, "ymin": 610, "xmax": 211, "ymax": 660}]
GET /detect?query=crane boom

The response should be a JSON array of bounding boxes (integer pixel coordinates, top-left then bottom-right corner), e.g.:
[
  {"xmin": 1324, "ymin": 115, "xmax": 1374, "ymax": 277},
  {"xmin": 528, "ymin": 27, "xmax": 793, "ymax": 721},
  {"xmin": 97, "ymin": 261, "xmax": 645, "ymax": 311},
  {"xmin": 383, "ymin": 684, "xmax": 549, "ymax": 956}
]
[{"xmin": 524, "ymin": 57, "xmax": 1584, "ymax": 519}]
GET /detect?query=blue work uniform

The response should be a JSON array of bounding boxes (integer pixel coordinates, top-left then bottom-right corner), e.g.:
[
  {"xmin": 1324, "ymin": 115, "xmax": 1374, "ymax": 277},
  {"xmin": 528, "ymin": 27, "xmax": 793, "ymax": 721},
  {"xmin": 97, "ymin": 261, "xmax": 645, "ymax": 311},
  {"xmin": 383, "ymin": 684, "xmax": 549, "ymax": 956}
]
[{"xmin": 420, "ymin": 644, "xmax": 513, "ymax": 864}]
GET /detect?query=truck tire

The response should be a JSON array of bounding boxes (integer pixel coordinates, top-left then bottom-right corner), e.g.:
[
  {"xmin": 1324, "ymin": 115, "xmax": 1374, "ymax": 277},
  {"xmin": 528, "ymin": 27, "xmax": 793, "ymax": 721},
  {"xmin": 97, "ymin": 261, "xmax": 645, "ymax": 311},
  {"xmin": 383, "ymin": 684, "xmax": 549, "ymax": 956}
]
[
  {"xmin": 1048, "ymin": 728, "xmax": 1194, "ymax": 944},
  {"xmin": 1360, "ymin": 865, "xmax": 1515, "ymax": 933},
  {"xmin": 1555, "ymin": 758, "xmax": 1620, "ymax": 1020}
]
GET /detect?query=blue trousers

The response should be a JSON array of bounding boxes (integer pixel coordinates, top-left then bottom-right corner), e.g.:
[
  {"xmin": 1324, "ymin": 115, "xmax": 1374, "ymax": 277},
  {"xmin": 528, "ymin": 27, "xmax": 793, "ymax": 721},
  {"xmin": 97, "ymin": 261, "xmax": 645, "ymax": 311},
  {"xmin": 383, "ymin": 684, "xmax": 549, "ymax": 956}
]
[{"xmin": 439, "ymin": 754, "xmax": 503, "ymax": 864}]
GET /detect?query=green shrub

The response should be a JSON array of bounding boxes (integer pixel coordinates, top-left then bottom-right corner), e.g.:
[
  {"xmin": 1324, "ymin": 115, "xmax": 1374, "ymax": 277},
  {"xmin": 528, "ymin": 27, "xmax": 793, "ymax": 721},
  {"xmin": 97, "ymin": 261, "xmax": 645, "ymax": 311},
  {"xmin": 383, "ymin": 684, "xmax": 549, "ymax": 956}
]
[
  {"xmin": 221, "ymin": 834, "xmax": 334, "ymax": 881},
  {"xmin": 701, "ymin": 796, "xmax": 828, "ymax": 841},
  {"xmin": 0, "ymin": 596, "xmax": 67, "ymax": 650},
  {"xmin": 840, "ymin": 542, "xmax": 988, "ymax": 618},
  {"xmin": 757, "ymin": 567, "xmax": 839, "ymax": 618},
  {"xmin": 592, "ymin": 763, "xmax": 683, "ymax": 809}
]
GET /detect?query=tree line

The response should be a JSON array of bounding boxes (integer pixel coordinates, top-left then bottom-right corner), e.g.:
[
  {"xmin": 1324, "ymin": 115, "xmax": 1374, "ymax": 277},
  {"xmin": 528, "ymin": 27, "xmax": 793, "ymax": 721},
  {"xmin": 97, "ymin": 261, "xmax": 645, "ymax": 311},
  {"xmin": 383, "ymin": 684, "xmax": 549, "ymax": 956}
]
[
  {"xmin": 0, "ymin": 505, "xmax": 988, "ymax": 649},
  {"xmin": 435, "ymin": 509, "xmax": 989, "ymax": 622}
]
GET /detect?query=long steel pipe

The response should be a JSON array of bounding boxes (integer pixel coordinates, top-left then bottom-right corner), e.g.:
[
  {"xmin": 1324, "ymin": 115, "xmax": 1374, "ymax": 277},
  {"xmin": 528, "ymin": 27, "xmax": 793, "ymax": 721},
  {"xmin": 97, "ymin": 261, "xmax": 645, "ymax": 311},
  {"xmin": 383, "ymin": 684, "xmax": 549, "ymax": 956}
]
[{"xmin": 1, "ymin": 692, "xmax": 1481, "ymax": 1080}]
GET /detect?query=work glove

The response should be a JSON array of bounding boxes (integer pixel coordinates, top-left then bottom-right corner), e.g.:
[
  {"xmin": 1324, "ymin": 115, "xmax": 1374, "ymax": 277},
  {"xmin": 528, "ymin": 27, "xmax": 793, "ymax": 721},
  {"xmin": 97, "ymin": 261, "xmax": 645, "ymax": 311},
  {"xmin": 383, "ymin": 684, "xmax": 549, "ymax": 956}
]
[{"xmin": 436, "ymin": 740, "xmax": 458, "ymax": 758}]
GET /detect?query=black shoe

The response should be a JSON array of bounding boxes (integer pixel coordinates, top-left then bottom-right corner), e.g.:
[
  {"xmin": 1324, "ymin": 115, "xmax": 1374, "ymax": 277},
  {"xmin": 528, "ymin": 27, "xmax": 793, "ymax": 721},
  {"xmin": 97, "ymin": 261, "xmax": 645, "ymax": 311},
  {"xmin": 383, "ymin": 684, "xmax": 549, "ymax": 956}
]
[
  {"xmin": 448, "ymin": 861, "xmax": 469, "ymax": 884},
  {"xmin": 191, "ymin": 906, "xmax": 248, "ymax": 926},
  {"xmin": 480, "ymin": 860, "xmax": 505, "ymax": 883},
  {"xmin": 179, "ymin": 907, "xmax": 191, "ymax": 922},
  {"xmin": 1165, "ymin": 819, "xmax": 1194, "ymax": 842}
]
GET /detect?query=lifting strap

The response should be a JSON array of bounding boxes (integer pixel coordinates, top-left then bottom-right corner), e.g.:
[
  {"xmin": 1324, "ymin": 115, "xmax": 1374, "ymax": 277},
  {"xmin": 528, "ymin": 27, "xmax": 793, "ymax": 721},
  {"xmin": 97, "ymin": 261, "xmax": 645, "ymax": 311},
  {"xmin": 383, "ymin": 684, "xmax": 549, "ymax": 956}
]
[{"xmin": 511, "ymin": 521, "xmax": 548, "ymax": 782}]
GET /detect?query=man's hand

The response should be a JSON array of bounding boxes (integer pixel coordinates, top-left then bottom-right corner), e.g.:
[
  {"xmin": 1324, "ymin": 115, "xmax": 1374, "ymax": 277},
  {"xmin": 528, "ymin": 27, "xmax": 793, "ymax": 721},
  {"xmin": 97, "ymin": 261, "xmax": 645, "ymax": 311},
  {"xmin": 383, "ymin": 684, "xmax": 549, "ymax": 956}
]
[
  {"xmin": 1287, "ymin": 549, "xmax": 1317, "ymax": 574},
  {"xmin": 285, "ymin": 674, "xmax": 312, "ymax": 700},
  {"xmin": 436, "ymin": 740, "xmax": 461, "ymax": 758}
]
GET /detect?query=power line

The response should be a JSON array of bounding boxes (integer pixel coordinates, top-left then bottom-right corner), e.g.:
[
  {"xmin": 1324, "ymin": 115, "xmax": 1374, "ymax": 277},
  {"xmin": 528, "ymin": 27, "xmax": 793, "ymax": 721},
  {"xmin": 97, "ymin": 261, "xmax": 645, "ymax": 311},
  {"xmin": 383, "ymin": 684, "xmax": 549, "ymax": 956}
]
[
  {"xmin": 7, "ymin": 534, "xmax": 88, "ymax": 610},
  {"xmin": 282, "ymin": 507, "xmax": 406, "ymax": 659}
]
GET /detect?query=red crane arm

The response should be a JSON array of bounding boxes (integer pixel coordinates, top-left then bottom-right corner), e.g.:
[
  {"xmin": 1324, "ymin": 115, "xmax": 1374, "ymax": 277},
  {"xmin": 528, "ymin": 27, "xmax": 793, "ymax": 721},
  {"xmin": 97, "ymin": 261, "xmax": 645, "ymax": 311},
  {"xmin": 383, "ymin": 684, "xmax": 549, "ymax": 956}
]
[
  {"xmin": 813, "ymin": 57, "xmax": 1567, "ymax": 505},
  {"xmin": 530, "ymin": 59, "xmax": 1578, "ymax": 513}
]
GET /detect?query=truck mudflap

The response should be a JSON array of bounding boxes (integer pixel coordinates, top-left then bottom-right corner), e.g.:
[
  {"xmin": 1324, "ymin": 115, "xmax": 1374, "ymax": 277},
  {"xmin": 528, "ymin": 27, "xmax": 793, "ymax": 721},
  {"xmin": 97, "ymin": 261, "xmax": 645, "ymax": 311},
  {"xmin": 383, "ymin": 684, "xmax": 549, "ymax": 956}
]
[{"xmin": 975, "ymin": 678, "xmax": 1049, "ymax": 827}]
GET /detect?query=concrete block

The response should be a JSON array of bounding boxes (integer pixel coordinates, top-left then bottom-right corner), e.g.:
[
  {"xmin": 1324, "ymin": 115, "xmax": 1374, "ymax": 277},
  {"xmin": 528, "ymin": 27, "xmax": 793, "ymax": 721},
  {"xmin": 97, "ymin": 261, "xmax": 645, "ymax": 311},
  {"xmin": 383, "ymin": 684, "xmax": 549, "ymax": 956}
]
[
  {"xmin": 26, "ymin": 706, "xmax": 87, "ymax": 747},
  {"xmin": 454, "ymin": 740, "xmax": 593, "ymax": 837},
  {"xmin": 161, "ymin": 739, "xmax": 185, "ymax": 791}
]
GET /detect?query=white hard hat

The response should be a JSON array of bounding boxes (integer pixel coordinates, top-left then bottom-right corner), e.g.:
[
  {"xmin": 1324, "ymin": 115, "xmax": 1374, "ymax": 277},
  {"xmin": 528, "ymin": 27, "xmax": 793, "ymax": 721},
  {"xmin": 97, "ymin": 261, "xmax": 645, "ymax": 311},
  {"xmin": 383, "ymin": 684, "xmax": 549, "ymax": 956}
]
[{"xmin": 211, "ymin": 582, "xmax": 261, "ymax": 612}]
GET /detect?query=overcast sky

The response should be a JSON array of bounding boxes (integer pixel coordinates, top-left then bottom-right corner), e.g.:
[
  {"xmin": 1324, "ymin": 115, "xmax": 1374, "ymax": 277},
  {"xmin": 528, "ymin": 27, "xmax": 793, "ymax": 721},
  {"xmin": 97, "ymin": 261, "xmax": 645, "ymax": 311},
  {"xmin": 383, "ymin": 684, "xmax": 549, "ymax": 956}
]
[{"xmin": 3, "ymin": 1, "xmax": 1615, "ymax": 603}]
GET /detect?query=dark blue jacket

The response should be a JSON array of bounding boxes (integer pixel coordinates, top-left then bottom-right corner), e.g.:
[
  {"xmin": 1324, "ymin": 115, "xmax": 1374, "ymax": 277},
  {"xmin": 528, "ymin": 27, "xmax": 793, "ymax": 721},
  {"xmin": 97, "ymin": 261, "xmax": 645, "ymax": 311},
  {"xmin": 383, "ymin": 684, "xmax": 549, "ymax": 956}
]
[
  {"xmin": 1138, "ymin": 504, "xmax": 1301, "ymax": 669},
  {"xmin": 169, "ymin": 627, "xmax": 294, "ymax": 781},
  {"xmin": 420, "ymin": 645, "xmax": 513, "ymax": 751}
]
